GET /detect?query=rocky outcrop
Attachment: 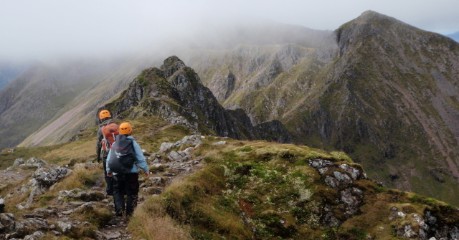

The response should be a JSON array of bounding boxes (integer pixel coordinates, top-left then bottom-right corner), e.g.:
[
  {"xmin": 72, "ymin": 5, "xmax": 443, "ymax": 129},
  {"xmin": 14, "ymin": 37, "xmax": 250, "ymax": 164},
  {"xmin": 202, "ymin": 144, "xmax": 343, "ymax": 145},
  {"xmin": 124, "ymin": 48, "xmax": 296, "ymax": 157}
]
[
  {"xmin": 105, "ymin": 56, "xmax": 291, "ymax": 143},
  {"xmin": 309, "ymin": 159, "xmax": 367, "ymax": 226},
  {"xmin": 12, "ymin": 160, "xmax": 71, "ymax": 210}
]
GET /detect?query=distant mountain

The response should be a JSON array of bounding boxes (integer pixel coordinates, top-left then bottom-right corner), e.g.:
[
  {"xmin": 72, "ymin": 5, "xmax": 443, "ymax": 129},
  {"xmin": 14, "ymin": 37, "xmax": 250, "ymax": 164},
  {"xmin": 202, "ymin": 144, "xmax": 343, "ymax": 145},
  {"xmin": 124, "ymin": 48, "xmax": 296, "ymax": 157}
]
[
  {"xmin": 191, "ymin": 11, "xmax": 459, "ymax": 205},
  {"xmin": 0, "ymin": 62, "xmax": 28, "ymax": 90},
  {"xmin": 17, "ymin": 57, "xmax": 157, "ymax": 147},
  {"xmin": 0, "ymin": 58, "xmax": 156, "ymax": 148},
  {"xmin": 447, "ymin": 31, "xmax": 459, "ymax": 41}
]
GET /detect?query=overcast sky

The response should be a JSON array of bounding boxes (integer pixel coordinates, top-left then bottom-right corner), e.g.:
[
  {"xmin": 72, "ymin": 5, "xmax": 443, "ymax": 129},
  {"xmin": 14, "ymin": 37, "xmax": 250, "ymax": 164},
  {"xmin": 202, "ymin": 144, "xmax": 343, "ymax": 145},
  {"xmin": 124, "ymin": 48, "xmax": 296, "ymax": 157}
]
[{"xmin": 1, "ymin": 0, "xmax": 458, "ymax": 61}]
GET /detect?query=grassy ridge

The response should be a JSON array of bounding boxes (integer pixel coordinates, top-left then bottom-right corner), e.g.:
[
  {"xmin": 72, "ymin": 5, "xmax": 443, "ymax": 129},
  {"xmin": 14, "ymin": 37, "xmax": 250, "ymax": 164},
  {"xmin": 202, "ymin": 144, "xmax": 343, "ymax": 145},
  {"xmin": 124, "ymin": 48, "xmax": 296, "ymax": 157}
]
[{"xmin": 129, "ymin": 136, "xmax": 459, "ymax": 239}]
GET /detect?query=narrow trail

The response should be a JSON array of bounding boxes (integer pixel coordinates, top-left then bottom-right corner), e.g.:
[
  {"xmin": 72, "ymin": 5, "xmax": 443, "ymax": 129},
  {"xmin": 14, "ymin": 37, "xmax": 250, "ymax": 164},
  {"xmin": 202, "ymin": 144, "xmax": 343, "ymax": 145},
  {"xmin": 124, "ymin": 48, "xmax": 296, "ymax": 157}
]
[
  {"xmin": 0, "ymin": 135, "xmax": 204, "ymax": 240},
  {"xmin": 96, "ymin": 135, "xmax": 204, "ymax": 240}
]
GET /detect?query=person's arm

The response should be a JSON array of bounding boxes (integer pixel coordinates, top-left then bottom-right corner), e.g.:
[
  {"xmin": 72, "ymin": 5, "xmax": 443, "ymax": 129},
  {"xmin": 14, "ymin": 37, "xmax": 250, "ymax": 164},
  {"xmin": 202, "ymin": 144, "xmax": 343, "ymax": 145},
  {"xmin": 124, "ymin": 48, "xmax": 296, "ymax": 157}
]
[
  {"xmin": 132, "ymin": 140, "xmax": 149, "ymax": 173},
  {"xmin": 96, "ymin": 127, "xmax": 103, "ymax": 162},
  {"xmin": 106, "ymin": 149, "xmax": 112, "ymax": 175}
]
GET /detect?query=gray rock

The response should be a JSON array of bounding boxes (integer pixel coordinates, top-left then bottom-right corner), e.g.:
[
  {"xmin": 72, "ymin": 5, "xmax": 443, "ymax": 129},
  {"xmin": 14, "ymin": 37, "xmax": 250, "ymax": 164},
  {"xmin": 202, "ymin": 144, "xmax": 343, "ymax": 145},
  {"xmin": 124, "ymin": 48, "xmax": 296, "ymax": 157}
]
[
  {"xmin": 21, "ymin": 158, "xmax": 47, "ymax": 169},
  {"xmin": 168, "ymin": 151, "xmax": 189, "ymax": 162},
  {"xmin": 57, "ymin": 221, "xmax": 72, "ymax": 233},
  {"xmin": 325, "ymin": 176, "xmax": 339, "ymax": 188},
  {"xmin": 0, "ymin": 213, "xmax": 15, "ymax": 232},
  {"xmin": 58, "ymin": 188, "xmax": 105, "ymax": 202},
  {"xmin": 339, "ymin": 164, "xmax": 363, "ymax": 180},
  {"xmin": 13, "ymin": 158, "xmax": 25, "ymax": 167},
  {"xmin": 15, "ymin": 218, "xmax": 49, "ymax": 236},
  {"xmin": 309, "ymin": 159, "xmax": 333, "ymax": 169},
  {"xmin": 340, "ymin": 188, "xmax": 362, "ymax": 215},
  {"xmin": 23, "ymin": 231, "xmax": 44, "ymax": 240},
  {"xmin": 333, "ymin": 171, "xmax": 352, "ymax": 184},
  {"xmin": 398, "ymin": 224, "xmax": 417, "ymax": 238},
  {"xmin": 33, "ymin": 166, "xmax": 71, "ymax": 188},
  {"xmin": 159, "ymin": 142, "xmax": 174, "ymax": 153},
  {"xmin": 103, "ymin": 231, "xmax": 122, "ymax": 240},
  {"xmin": 178, "ymin": 135, "xmax": 202, "ymax": 147},
  {"xmin": 73, "ymin": 202, "xmax": 96, "ymax": 214},
  {"xmin": 31, "ymin": 208, "xmax": 58, "ymax": 218},
  {"xmin": 318, "ymin": 167, "xmax": 329, "ymax": 175}
]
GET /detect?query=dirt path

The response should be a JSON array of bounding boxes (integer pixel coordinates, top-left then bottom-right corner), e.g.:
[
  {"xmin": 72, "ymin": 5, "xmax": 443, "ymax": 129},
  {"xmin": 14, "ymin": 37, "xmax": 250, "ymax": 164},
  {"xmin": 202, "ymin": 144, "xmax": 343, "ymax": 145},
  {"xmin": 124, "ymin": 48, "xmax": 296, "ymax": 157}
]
[{"xmin": 96, "ymin": 139, "xmax": 204, "ymax": 239}]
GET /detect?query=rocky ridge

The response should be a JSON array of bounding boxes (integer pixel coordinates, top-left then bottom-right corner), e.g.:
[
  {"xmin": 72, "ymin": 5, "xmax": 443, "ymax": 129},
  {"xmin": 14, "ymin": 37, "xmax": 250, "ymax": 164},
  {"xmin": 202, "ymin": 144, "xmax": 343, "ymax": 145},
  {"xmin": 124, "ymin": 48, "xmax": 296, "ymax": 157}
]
[
  {"xmin": 192, "ymin": 11, "xmax": 459, "ymax": 206},
  {"xmin": 0, "ymin": 133, "xmax": 458, "ymax": 239},
  {"xmin": 104, "ymin": 56, "xmax": 291, "ymax": 143}
]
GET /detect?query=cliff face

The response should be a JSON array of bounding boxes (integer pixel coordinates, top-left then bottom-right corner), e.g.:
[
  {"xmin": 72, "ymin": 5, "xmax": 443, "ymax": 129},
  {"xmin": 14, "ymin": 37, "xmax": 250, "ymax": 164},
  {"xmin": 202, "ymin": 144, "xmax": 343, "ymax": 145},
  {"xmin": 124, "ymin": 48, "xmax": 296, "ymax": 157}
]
[
  {"xmin": 192, "ymin": 11, "xmax": 459, "ymax": 205},
  {"xmin": 309, "ymin": 11, "xmax": 459, "ymax": 203},
  {"xmin": 105, "ymin": 56, "xmax": 291, "ymax": 142}
]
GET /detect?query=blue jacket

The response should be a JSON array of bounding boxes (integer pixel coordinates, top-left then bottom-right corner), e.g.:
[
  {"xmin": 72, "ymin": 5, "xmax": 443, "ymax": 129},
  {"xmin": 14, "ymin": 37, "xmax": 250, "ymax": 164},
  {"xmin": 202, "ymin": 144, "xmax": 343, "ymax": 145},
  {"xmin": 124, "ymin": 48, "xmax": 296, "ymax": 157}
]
[{"xmin": 106, "ymin": 136, "xmax": 149, "ymax": 174}]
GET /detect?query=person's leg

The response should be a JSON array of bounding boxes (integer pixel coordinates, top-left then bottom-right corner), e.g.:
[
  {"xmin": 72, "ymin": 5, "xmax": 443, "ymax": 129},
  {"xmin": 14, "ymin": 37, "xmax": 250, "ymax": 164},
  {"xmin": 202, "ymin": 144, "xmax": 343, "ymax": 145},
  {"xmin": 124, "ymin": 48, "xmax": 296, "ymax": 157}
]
[
  {"xmin": 125, "ymin": 173, "xmax": 139, "ymax": 217},
  {"xmin": 112, "ymin": 174, "xmax": 126, "ymax": 216},
  {"xmin": 103, "ymin": 159, "xmax": 113, "ymax": 195}
]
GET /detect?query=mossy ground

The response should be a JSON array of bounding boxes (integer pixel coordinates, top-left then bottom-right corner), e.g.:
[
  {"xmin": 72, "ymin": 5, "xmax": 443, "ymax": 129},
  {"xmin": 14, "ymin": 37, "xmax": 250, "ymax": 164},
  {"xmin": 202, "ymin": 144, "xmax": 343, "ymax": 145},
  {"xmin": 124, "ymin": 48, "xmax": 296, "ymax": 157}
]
[{"xmin": 128, "ymin": 136, "xmax": 459, "ymax": 239}]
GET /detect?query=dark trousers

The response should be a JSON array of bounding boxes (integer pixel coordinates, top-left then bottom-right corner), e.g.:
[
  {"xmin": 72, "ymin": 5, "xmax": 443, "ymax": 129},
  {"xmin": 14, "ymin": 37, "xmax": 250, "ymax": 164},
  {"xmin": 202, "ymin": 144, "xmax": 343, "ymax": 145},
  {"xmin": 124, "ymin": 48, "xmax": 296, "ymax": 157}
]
[
  {"xmin": 113, "ymin": 173, "xmax": 139, "ymax": 216},
  {"xmin": 103, "ymin": 159, "xmax": 113, "ymax": 195}
]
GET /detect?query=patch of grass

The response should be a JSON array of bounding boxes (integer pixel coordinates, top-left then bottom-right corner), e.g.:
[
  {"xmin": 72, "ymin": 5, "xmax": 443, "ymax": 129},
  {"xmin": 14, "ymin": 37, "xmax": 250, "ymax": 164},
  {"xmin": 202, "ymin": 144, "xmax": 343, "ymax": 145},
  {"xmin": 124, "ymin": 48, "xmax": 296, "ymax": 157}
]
[
  {"xmin": 0, "ymin": 145, "xmax": 62, "ymax": 170},
  {"xmin": 81, "ymin": 205, "xmax": 112, "ymax": 228}
]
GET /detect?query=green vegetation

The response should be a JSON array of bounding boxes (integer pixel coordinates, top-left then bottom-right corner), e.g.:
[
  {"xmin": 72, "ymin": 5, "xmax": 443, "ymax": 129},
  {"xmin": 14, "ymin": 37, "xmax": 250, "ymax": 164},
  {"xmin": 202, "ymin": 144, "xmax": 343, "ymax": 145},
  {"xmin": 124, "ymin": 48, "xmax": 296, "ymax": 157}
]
[{"xmin": 129, "ymin": 138, "xmax": 459, "ymax": 239}]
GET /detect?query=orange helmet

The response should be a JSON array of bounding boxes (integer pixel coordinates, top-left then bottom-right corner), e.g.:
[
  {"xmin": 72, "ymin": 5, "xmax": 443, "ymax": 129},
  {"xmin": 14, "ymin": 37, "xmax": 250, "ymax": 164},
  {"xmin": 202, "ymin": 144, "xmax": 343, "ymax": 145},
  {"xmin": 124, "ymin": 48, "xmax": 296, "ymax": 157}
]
[
  {"xmin": 99, "ymin": 110, "xmax": 111, "ymax": 120},
  {"xmin": 119, "ymin": 122, "xmax": 133, "ymax": 135}
]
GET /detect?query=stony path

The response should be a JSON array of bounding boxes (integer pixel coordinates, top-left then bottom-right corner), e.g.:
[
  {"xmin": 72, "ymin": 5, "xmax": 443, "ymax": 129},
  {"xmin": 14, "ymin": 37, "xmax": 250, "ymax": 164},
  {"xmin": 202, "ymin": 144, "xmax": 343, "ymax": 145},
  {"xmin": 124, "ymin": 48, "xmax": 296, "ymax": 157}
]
[
  {"xmin": 95, "ymin": 135, "xmax": 205, "ymax": 240},
  {"xmin": 0, "ymin": 135, "xmax": 204, "ymax": 240}
]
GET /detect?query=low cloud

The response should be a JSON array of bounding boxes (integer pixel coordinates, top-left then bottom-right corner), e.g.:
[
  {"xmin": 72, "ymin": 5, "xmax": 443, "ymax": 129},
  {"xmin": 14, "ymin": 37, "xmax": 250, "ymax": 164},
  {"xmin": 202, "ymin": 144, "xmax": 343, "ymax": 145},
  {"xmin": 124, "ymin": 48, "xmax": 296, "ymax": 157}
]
[{"xmin": 1, "ymin": 0, "xmax": 458, "ymax": 61}]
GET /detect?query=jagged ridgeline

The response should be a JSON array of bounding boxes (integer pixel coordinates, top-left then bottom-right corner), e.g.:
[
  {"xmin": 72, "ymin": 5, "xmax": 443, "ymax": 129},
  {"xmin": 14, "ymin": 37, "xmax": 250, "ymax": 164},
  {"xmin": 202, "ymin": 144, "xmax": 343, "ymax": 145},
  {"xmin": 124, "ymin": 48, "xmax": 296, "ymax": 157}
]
[
  {"xmin": 189, "ymin": 11, "xmax": 459, "ymax": 206},
  {"xmin": 103, "ymin": 56, "xmax": 291, "ymax": 143}
]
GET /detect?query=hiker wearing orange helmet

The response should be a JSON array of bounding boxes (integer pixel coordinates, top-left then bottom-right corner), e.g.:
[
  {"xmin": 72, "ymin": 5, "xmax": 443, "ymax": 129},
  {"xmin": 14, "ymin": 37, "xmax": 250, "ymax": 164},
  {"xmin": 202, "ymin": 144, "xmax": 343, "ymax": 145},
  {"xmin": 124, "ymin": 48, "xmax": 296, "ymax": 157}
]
[
  {"xmin": 106, "ymin": 122, "xmax": 149, "ymax": 217},
  {"xmin": 96, "ymin": 109, "xmax": 118, "ymax": 196}
]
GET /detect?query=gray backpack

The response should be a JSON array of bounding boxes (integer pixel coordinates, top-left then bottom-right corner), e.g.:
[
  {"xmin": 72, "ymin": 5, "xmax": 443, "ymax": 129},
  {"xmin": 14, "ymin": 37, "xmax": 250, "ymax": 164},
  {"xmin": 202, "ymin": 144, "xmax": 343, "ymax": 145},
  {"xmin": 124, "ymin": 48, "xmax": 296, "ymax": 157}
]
[{"xmin": 108, "ymin": 135, "xmax": 136, "ymax": 173}]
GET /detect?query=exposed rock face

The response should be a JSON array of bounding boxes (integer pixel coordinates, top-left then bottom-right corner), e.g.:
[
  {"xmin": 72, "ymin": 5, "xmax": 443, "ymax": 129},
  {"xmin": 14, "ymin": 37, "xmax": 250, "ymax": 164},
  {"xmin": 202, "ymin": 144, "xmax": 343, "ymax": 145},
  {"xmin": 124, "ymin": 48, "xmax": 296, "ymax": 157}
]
[
  {"xmin": 105, "ymin": 56, "xmax": 291, "ymax": 143},
  {"xmin": 309, "ymin": 159, "xmax": 367, "ymax": 224}
]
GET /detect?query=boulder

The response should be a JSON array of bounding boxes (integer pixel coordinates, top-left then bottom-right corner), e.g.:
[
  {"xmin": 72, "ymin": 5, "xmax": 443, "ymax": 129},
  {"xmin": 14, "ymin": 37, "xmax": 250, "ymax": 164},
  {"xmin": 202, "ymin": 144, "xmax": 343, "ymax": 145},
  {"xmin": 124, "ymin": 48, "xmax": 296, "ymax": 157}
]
[
  {"xmin": 58, "ymin": 189, "xmax": 105, "ymax": 202},
  {"xmin": 57, "ymin": 221, "xmax": 73, "ymax": 234},
  {"xmin": 33, "ymin": 166, "xmax": 71, "ymax": 189}
]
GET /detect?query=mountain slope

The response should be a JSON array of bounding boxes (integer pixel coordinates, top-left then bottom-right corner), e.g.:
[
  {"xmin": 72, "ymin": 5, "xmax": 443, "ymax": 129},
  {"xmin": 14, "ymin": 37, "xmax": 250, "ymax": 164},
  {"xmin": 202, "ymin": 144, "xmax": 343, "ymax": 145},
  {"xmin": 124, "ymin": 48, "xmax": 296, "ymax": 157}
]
[
  {"xmin": 191, "ymin": 11, "xmax": 459, "ymax": 205},
  {"xmin": 0, "ymin": 61, "xmax": 107, "ymax": 148}
]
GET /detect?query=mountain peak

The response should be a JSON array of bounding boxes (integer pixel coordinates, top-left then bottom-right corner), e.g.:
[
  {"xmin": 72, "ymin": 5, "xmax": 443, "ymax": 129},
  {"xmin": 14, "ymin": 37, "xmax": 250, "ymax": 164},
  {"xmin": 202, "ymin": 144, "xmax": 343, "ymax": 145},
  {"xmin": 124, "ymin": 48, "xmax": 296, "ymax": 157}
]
[
  {"xmin": 335, "ymin": 10, "xmax": 415, "ymax": 55},
  {"xmin": 160, "ymin": 56, "xmax": 186, "ymax": 78},
  {"xmin": 359, "ymin": 10, "xmax": 390, "ymax": 19}
]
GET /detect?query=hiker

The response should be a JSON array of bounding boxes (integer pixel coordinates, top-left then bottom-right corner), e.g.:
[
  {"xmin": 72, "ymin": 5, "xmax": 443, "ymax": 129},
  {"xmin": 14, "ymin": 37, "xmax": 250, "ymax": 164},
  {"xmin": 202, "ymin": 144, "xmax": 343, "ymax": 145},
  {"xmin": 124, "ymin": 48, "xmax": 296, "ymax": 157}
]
[
  {"xmin": 106, "ymin": 122, "xmax": 149, "ymax": 217},
  {"xmin": 96, "ymin": 109, "xmax": 118, "ymax": 196}
]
